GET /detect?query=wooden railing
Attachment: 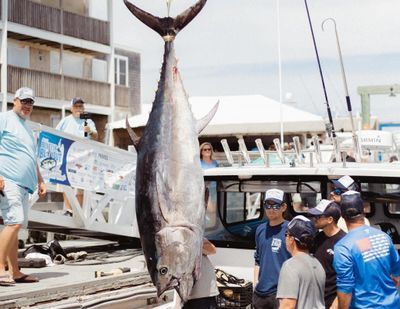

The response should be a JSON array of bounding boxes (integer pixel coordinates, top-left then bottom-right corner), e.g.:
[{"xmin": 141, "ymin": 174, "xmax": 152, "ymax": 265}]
[
  {"xmin": 8, "ymin": 0, "xmax": 61, "ymax": 33},
  {"xmin": 115, "ymin": 86, "xmax": 130, "ymax": 108},
  {"xmin": 63, "ymin": 11, "xmax": 109, "ymax": 45},
  {"xmin": 8, "ymin": 66, "xmax": 111, "ymax": 107},
  {"xmin": 8, "ymin": 0, "xmax": 110, "ymax": 45}
]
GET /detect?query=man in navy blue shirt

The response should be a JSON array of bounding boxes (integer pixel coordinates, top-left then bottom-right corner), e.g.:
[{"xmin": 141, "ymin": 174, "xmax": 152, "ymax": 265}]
[
  {"xmin": 253, "ymin": 189, "xmax": 291, "ymax": 309},
  {"xmin": 333, "ymin": 191, "xmax": 400, "ymax": 309}
]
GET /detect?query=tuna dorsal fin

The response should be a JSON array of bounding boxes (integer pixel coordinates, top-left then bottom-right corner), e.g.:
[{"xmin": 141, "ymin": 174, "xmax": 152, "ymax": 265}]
[
  {"xmin": 196, "ymin": 100, "xmax": 219, "ymax": 134},
  {"xmin": 123, "ymin": 0, "xmax": 207, "ymax": 41},
  {"xmin": 126, "ymin": 116, "xmax": 140, "ymax": 151}
]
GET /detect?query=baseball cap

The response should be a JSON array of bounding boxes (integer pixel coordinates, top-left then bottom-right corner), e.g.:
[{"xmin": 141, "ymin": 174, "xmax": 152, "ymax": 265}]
[
  {"xmin": 71, "ymin": 97, "xmax": 84, "ymax": 106},
  {"xmin": 287, "ymin": 215, "xmax": 316, "ymax": 243},
  {"xmin": 15, "ymin": 87, "xmax": 35, "ymax": 101},
  {"xmin": 340, "ymin": 190, "xmax": 364, "ymax": 219},
  {"xmin": 332, "ymin": 175, "xmax": 355, "ymax": 190},
  {"xmin": 308, "ymin": 199, "xmax": 341, "ymax": 221},
  {"xmin": 264, "ymin": 189, "xmax": 284, "ymax": 205}
]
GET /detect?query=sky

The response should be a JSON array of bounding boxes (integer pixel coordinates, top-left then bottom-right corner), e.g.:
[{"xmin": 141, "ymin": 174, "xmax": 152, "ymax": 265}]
[{"xmin": 114, "ymin": 0, "xmax": 400, "ymax": 124}]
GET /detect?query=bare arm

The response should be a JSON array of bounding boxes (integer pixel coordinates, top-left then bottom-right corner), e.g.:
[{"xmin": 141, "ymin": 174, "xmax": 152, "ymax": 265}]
[
  {"xmin": 337, "ymin": 291, "xmax": 352, "ymax": 309},
  {"xmin": 37, "ymin": 164, "xmax": 46, "ymax": 198},
  {"xmin": 90, "ymin": 131, "xmax": 98, "ymax": 141},
  {"xmin": 279, "ymin": 298, "xmax": 297, "ymax": 309},
  {"xmin": 253, "ymin": 265, "xmax": 259, "ymax": 288},
  {"xmin": 329, "ymin": 296, "xmax": 338, "ymax": 309},
  {"xmin": 202, "ymin": 239, "xmax": 216, "ymax": 255}
]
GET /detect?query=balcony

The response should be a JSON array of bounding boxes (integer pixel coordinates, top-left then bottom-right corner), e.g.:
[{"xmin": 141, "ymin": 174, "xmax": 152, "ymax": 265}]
[
  {"xmin": 7, "ymin": 0, "xmax": 110, "ymax": 45},
  {"xmin": 7, "ymin": 66, "xmax": 111, "ymax": 107}
]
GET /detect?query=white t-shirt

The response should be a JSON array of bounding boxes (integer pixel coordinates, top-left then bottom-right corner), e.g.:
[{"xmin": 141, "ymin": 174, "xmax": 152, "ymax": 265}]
[
  {"xmin": 188, "ymin": 255, "xmax": 219, "ymax": 300},
  {"xmin": 56, "ymin": 115, "xmax": 97, "ymax": 139}
]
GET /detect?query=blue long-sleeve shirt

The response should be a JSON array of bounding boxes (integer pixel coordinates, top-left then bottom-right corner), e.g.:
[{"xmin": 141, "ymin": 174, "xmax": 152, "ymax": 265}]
[
  {"xmin": 333, "ymin": 225, "xmax": 400, "ymax": 309},
  {"xmin": 254, "ymin": 221, "xmax": 291, "ymax": 297}
]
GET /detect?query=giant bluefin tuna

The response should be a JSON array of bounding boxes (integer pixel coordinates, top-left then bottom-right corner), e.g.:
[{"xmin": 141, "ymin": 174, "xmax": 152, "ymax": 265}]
[{"xmin": 123, "ymin": 0, "xmax": 217, "ymax": 302}]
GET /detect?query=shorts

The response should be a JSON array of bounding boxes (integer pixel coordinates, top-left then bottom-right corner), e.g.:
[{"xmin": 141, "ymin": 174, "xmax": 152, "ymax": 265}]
[
  {"xmin": 253, "ymin": 292, "xmax": 279, "ymax": 309},
  {"xmin": 182, "ymin": 296, "xmax": 217, "ymax": 309},
  {"xmin": 0, "ymin": 179, "xmax": 30, "ymax": 228}
]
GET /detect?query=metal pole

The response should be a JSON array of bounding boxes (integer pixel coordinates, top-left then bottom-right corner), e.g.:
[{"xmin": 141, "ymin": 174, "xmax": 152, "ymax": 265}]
[
  {"xmin": 1, "ymin": 0, "xmax": 9, "ymax": 113},
  {"xmin": 322, "ymin": 18, "xmax": 361, "ymax": 161},
  {"xmin": 303, "ymin": 0, "xmax": 336, "ymax": 139},
  {"xmin": 277, "ymin": 0, "xmax": 284, "ymax": 145}
]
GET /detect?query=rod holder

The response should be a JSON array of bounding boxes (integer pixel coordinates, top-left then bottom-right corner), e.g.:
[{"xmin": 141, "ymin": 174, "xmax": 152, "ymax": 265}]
[
  {"xmin": 255, "ymin": 138, "xmax": 269, "ymax": 167},
  {"xmin": 312, "ymin": 135, "xmax": 322, "ymax": 163},
  {"xmin": 292, "ymin": 136, "xmax": 304, "ymax": 164},
  {"xmin": 273, "ymin": 138, "xmax": 285, "ymax": 163},
  {"xmin": 238, "ymin": 138, "xmax": 251, "ymax": 164},
  {"xmin": 221, "ymin": 139, "xmax": 234, "ymax": 166}
]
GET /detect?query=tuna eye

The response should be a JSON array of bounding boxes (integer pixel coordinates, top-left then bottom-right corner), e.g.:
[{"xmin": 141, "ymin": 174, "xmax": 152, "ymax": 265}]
[{"xmin": 159, "ymin": 267, "xmax": 168, "ymax": 275}]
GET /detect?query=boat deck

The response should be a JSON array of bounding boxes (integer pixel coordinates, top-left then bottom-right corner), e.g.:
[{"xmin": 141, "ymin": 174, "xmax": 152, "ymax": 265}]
[{"xmin": 0, "ymin": 239, "xmax": 172, "ymax": 309}]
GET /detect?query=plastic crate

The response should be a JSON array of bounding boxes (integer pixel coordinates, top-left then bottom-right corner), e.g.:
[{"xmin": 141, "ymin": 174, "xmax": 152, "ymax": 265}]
[{"xmin": 216, "ymin": 281, "xmax": 253, "ymax": 308}]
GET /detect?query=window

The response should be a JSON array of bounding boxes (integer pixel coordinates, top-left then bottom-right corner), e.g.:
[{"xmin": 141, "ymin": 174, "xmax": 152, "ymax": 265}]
[{"xmin": 115, "ymin": 55, "xmax": 128, "ymax": 86}]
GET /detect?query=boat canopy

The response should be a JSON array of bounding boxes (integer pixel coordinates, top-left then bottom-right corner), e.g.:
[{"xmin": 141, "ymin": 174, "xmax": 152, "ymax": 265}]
[{"xmin": 107, "ymin": 95, "xmax": 326, "ymax": 135}]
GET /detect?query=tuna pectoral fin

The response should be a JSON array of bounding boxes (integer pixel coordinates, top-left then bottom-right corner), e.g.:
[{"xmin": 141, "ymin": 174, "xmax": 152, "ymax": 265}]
[
  {"xmin": 196, "ymin": 101, "xmax": 219, "ymax": 134},
  {"xmin": 156, "ymin": 173, "xmax": 171, "ymax": 224},
  {"xmin": 126, "ymin": 116, "xmax": 140, "ymax": 151}
]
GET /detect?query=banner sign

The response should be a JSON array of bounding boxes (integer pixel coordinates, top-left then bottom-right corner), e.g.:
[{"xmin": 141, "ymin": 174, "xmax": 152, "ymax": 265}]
[{"xmin": 38, "ymin": 131, "xmax": 136, "ymax": 196}]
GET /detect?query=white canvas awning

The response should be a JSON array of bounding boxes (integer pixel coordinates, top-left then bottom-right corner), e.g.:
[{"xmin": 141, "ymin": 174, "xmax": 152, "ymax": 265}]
[{"xmin": 107, "ymin": 95, "xmax": 326, "ymax": 136}]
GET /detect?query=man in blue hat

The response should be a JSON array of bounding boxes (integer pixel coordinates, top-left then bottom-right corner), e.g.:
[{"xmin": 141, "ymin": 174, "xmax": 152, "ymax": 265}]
[
  {"xmin": 253, "ymin": 189, "xmax": 291, "ymax": 309},
  {"xmin": 277, "ymin": 215, "xmax": 325, "ymax": 309},
  {"xmin": 56, "ymin": 97, "xmax": 98, "ymax": 140},
  {"xmin": 333, "ymin": 191, "xmax": 400, "ymax": 309},
  {"xmin": 56, "ymin": 97, "xmax": 98, "ymax": 215}
]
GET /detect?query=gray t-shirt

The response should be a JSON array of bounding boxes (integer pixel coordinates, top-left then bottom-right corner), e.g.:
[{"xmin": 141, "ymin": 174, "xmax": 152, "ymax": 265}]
[
  {"xmin": 188, "ymin": 255, "xmax": 219, "ymax": 300},
  {"xmin": 276, "ymin": 252, "xmax": 325, "ymax": 309}
]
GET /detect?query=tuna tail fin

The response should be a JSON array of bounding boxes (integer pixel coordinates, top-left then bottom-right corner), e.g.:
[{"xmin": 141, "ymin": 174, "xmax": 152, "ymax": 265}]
[
  {"xmin": 123, "ymin": 0, "xmax": 207, "ymax": 41},
  {"xmin": 196, "ymin": 100, "xmax": 219, "ymax": 134},
  {"xmin": 126, "ymin": 116, "xmax": 140, "ymax": 151}
]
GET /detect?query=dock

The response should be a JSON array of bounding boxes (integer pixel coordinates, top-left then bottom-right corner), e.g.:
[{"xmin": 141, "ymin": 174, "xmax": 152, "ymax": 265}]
[{"xmin": 0, "ymin": 240, "xmax": 172, "ymax": 309}]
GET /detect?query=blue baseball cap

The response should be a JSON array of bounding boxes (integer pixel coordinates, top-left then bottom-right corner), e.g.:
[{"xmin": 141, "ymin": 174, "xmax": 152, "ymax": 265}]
[
  {"xmin": 287, "ymin": 215, "xmax": 316, "ymax": 243},
  {"xmin": 340, "ymin": 190, "xmax": 364, "ymax": 219}
]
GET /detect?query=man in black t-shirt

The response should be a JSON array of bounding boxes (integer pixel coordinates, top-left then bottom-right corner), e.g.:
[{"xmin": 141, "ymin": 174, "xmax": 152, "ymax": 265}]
[{"xmin": 308, "ymin": 200, "xmax": 346, "ymax": 309}]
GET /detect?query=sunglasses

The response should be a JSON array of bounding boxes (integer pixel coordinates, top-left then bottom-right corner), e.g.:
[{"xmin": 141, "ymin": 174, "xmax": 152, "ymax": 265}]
[
  {"xmin": 20, "ymin": 99, "xmax": 34, "ymax": 106},
  {"xmin": 264, "ymin": 202, "xmax": 282, "ymax": 210},
  {"xmin": 332, "ymin": 188, "xmax": 346, "ymax": 196},
  {"xmin": 202, "ymin": 148, "xmax": 212, "ymax": 152}
]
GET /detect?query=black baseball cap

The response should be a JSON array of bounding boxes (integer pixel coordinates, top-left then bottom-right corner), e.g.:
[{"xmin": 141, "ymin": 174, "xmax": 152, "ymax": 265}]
[
  {"xmin": 287, "ymin": 215, "xmax": 316, "ymax": 243},
  {"xmin": 308, "ymin": 199, "xmax": 341, "ymax": 221},
  {"xmin": 340, "ymin": 190, "xmax": 364, "ymax": 219}
]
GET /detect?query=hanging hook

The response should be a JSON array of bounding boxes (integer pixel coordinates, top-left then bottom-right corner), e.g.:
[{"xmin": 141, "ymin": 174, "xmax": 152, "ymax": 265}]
[
  {"xmin": 321, "ymin": 17, "xmax": 337, "ymax": 32},
  {"xmin": 166, "ymin": 0, "xmax": 173, "ymax": 16}
]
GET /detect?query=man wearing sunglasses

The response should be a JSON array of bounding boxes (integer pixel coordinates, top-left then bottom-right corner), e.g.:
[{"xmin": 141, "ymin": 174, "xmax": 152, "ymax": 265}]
[
  {"xmin": 308, "ymin": 200, "xmax": 346, "ymax": 309},
  {"xmin": 253, "ymin": 189, "xmax": 291, "ymax": 309},
  {"xmin": 330, "ymin": 175, "xmax": 359, "ymax": 204},
  {"xmin": 277, "ymin": 215, "xmax": 325, "ymax": 309},
  {"xmin": 0, "ymin": 87, "xmax": 46, "ymax": 286},
  {"xmin": 330, "ymin": 175, "xmax": 370, "ymax": 232}
]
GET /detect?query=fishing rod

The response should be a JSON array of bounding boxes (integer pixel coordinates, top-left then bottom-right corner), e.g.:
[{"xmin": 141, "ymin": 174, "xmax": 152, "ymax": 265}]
[
  {"xmin": 322, "ymin": 18, "xmax": 362, "ymax": 162},
  {"xmin": 303, "ymin": 0, "xmax": 340, "ymax": 160}
]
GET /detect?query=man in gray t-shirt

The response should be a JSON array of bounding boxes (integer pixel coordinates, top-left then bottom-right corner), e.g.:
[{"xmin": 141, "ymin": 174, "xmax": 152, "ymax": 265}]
[{"xmin": 277, "ymin": 216, "xmax": 325, "ymax": 309}]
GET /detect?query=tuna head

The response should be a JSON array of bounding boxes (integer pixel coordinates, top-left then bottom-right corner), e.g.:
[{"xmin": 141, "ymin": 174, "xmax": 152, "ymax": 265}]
[{"xmin": 154, "ymin": 225, "xmax": 202, "ymax": 302}]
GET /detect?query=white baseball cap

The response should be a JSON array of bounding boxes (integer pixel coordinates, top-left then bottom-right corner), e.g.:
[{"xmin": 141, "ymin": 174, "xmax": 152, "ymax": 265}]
[
  {"xmin": 15, "ymin": 87, "xmax": 35, "ymax": 101},
  {"xmin": 264, "ymin": 189, "xmax": 284, "ymax": 204}
]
